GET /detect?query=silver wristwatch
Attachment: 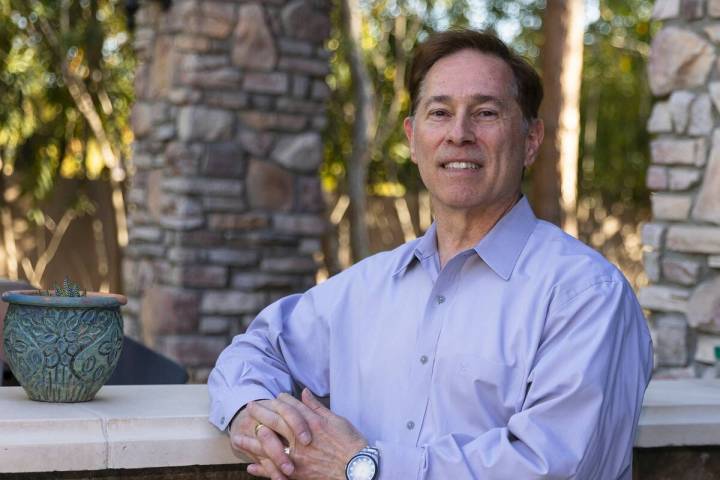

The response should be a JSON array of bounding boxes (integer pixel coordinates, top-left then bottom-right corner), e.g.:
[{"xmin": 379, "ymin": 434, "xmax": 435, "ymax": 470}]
[{"xmin": 345, "ymin": 445, "xmax": 380, "ymax": 480}]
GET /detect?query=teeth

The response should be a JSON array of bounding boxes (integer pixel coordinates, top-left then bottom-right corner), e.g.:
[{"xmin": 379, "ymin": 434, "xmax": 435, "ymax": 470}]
[{"xmin": 444, "ymin": 162, "xmax": 480, "ymax": 170}]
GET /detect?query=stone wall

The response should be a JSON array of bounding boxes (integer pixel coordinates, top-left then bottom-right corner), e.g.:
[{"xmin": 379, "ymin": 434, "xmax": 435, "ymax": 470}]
[
  {"xmin": 643, "ymin": 0, "xmax": 720, "ymax": 376},
  {"xmin": 125, "ymin": 0, "xmax": 331, "ymax": 380}
]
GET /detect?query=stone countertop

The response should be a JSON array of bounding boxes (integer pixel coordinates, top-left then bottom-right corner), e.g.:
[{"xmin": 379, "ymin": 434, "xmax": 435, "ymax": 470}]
[
  {"xmin": 0, "ymin": 384, "xmax": 244, "ymax": 473},
  {"xmin": 0, "ymin": 380, "xmax": 718, "ymax": 473}
]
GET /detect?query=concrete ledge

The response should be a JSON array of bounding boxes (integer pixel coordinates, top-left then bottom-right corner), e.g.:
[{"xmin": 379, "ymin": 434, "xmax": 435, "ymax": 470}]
[
  {"xmin": 0, "ymin": 385, "xmax": 245, "ymax": 473},
  {"xmin": 1, "ymin": 379, "xmax": 718, "ymax": 473}
]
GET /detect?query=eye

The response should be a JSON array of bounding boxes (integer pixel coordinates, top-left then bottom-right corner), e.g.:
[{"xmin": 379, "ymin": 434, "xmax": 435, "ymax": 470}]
[
  {"xmin": 428, "ymin": 109, "xmax": 450, "ymax": 118},
  {"xmin": 475, "ymin": 109, "xmax": 498, "ymax": 119}
]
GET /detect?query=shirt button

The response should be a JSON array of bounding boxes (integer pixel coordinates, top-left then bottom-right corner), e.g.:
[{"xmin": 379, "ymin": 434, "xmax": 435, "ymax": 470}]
[
  {"xmin": 420, "ymin": 355, "xmax": 428, "ymax": 364},
  {"xmin": 406, "ymin": 421, "xmax": 415, "ymax": 430},
  {"xmin": 436, "ymin": 295, "xmax": 446, "ymax": 304}
]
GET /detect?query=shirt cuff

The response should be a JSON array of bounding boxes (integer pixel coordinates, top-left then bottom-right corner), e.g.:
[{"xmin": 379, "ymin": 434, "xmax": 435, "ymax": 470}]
[
  {"xmin": 208, "ymin": 384, "xmax": 275, "ymax": 432},
  {"xmin": 375, "ymin": 440, "xmax": 425, "ymax": 480}
]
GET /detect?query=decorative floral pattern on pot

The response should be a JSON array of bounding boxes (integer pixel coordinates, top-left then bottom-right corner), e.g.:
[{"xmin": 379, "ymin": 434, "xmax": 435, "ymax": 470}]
[{"xmin": 3, "ymin": 304, "xmax": 123, "ymax": 402}]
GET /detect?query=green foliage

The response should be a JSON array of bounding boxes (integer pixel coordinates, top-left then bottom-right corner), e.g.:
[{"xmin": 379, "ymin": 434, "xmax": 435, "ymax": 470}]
[
  {"xmin": 0, "ymin": 0, "xmax": 134, "ymax": 211},
  {"xmin": 53, "ymin": 276, "xmax": 85, "ymax": 297}
]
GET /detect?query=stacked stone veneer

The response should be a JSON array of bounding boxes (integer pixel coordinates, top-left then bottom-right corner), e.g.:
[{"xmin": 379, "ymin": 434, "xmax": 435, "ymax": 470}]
[
  {"xmin": 643, "ymin": 0, "xmax": 720, "ymax": 376},
  {"xmin": 125, "ymin": 0, "xmax": 331, "ymax": 380}
]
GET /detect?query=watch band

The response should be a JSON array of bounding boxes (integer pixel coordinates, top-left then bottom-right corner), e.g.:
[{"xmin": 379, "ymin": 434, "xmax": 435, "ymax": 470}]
[{"xmin": 345, "ymin": 445, "xmax": 380, "ymax": 480}]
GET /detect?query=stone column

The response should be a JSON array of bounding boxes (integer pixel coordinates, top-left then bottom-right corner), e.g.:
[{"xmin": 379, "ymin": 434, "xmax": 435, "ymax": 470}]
[
  {"xmin": 643, "ymin": 0, "xmax": 720, "ymax": 377},
  {"xmin": 125, "ymin": 0, "xmax": 331, "ymax": 381}
]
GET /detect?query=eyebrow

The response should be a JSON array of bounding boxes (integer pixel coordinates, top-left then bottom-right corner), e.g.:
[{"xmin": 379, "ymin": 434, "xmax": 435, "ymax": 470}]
[{"xmin": 421, "ymin": 94, "xmax": 508, "ymax": 110}]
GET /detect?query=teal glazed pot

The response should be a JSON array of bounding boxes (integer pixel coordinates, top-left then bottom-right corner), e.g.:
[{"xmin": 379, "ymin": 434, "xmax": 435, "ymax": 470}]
[{"xmin": 2, "ymin": 290, "xmax": 126, "ymax": 402}]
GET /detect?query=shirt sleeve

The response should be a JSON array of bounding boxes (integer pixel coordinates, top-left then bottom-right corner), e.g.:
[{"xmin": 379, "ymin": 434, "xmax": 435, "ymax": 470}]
[
  {"xmin": 207, "ymin": 291, "xmax": 330, "ymax": 431},
  {"xmin": 377, "ymin": 279, "xmax": 653, "ymax": 480}
]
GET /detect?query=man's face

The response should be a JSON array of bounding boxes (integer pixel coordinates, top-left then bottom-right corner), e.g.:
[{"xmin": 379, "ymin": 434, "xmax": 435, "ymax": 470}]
[{"xmin": 404, "ymin": 49, "xmax": 543, "ymax": 216}]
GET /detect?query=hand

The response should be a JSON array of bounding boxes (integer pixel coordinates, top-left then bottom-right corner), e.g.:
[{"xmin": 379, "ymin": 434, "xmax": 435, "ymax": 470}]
[
  {"xmin": 243, "ymin": 389, "xmax": 368, "ymax": 480},
  {"xmin": 229, "ymin": 398, "xmax": 313, "ymax": 480}
]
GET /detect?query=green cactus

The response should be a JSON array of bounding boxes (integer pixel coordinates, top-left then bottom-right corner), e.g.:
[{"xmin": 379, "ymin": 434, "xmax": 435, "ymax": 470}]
[{"xmin": 53, "ymin": 277, "xmax": 86, "ymax": 297}]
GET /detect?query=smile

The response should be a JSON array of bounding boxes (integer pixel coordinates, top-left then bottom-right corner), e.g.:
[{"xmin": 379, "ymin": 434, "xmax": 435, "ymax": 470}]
[{"xmin": 442, "ymin": 161, "xmax": 482, "ymax": 170}]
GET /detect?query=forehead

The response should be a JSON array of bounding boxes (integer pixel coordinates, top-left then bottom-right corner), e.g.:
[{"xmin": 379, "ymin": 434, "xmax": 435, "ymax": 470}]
[{"xmin": 419, "ymin": 49, "xmax": 516, "ymax": 103}]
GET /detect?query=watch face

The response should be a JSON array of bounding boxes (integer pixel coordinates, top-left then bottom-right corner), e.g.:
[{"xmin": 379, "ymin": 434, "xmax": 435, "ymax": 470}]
[{"xmin": 347, "ymin": 454, "xmax": 376, "ymax": 480}]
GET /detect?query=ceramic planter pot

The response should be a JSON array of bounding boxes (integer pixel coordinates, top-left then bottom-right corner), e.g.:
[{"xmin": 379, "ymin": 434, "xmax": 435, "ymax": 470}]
[{"xmin": 1, "ymin": 290, "xmax": 126, "ymax": 402}]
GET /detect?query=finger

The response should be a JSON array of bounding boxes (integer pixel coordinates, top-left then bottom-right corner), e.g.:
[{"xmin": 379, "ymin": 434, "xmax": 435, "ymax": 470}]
[
  {"xmin": 301, "ymin": 388, "xmax": 333, "ymax": 418},
  {"xmin": 274, "ymin": 393, "xmax": 312, "ymax": 445},
  {"xmin": 230, "ymin": 433, "xmax": 265, "ymax": 460},
  {"xmin": 260, "ymin": 456, "xmax": 290, "ymax": 480},
  {"xmin": 246, "ymin": 463, "xmax": 268, "ymax": 478},
  {"xmin": 248, "ymin": 402, "xmax": 294, "ymax": 442},
  {"xmin": 254, "ymin": 423, "xmax": 295, "ymax": 476}
]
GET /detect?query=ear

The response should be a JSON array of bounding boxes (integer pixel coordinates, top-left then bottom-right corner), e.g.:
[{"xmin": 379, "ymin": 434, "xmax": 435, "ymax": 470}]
[
  {"xmin": 403, "ymin": 116, "xmax": 417, "ymax": 165},
  {"xmin": 523, "ymin": 118, "xmax": 544, "ymax": 168}
]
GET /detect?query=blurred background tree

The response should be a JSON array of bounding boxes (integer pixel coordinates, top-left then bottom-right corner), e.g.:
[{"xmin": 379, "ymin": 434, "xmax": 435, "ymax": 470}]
[
  {"xmin": 322, "ymin": 0, "xmax": 655, "ymax": 288},
  {"xmin": 0, "ymin": 0, "xmax": 133, "ymax": 289}
]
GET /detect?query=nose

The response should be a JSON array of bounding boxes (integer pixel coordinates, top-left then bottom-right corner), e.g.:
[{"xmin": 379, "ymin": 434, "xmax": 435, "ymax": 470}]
[{"xmin": 446, "ymin": 113, "xmax": 475, "ymax": 145}]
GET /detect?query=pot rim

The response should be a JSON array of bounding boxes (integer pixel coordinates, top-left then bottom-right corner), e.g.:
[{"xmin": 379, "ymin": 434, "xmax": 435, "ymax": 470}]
[{"xmin": 1, "ymin": 290, "xmax": 127, "ymax": 308}]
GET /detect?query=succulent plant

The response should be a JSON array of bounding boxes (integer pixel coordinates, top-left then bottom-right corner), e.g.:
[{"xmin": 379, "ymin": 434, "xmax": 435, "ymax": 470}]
[{"xmin": 53, "ymin": 277, "xmax": 86, "ymax": 297}]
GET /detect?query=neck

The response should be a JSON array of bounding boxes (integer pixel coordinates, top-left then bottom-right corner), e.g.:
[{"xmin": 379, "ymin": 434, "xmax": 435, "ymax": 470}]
[{"xmin": 434, "ymin": 194, "xmax": 520, "ymax": 269}]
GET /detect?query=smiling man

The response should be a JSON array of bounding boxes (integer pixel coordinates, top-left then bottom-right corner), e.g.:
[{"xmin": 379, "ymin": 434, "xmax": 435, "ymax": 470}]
[{"xmin": 209, "ymin": 29, "xmax": 653, "ymax": 480}]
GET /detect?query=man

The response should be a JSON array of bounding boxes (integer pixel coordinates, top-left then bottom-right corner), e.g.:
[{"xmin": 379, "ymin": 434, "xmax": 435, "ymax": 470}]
[{"xmin": 209, "ymin": 29, "xmax": 653, "ymax": 480}]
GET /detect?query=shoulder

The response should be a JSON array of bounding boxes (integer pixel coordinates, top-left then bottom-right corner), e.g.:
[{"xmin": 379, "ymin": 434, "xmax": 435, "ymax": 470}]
[{"xmin": 520, "ymin": 219, "xmax": 630, "ymax": 306}]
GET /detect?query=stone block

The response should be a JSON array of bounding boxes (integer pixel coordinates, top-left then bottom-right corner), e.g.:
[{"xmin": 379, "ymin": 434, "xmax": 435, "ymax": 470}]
[
  {"xmin": 650, "ymin": 137, "xmax": 706, "ymax": 166},
  {"xmin": 710, "ymin": 0, "xmax": 720, "ymax": 16},
  {"xmin": 124, "ymin": 243, "xmax": 166, "ymax": 258},
  {"xmin": 299, "ymin": 238, "xmax": 322, "ymax": 254},
  {"xmin": 174, "ymin": 34, "xmax": 212, "ymax": 52},
  {"xmin": 644, "ymin": 250, "xmax": 661, "ymax": 283},
  {"xmin": 662, "ymin": 256, "xmax": 701, "ymax": 285},
  {"xmin": 652, "ymin": 0, "xmax": 680, "ymax": 19},
  {"xmin": 199, "ymin": 316, "xmax": 231, "ymax": 335},
  {"xmin": 167, "ymin": 88, "xmax": 202, "ymax": 105},
  {"xmin": 247, "ymin": 159, "xmax": 294, "ymax": 211},
  {"xmin": 161, "ymin": 194, "xmax": 204, "ymax": 217},
  {"xmin": 162, "ymin": 177, "xmax": 244, "ymax": 196},
  {"xmin": 669, "ymin": 90, "xmax": 694, "ymax": 133},
  {"xmin": 648, "ymin": 27, "xmax": 715, "ymax": 96},
  {"xmin": 688, "ymin": 94, "xmax": 713, "ymax": 136},
  {"xmin": 680, "ymin": 0, "xmax": 704, "ymax": 19},
  {"xmin": 178, "ymin": 68, "xmax": 243, "ymax": 89},
  {"xmin": 208, "ymin": 213, "xmax": 269, "ymax": 230},
  {"xmin": 131, "ymin": 103, "xmax": 153, "ymax": 138},
  {"xmin": 281, "ymin": 0, "xmax": 331, "ymax": 43},
  {"xmin": 271, "ymin": 132, "xmax": 323, "ymax": 172},
  {"xmin": 276, "ymin": 98, "xmax": 326, "ymax": 114},
  {"xmin": 202, "ymin": 196, "xmax": 248, "ymax": 212},
  {"xmin": 278, "ymin": 57, "xmax": 330, "ymax": 76},
  {"xmin": 694, "ymin": 332, "xmax": 720, "ymax": 364},
  {"xmin": 165, "ymin": 142, "xmax": 203, "ymax": 176},
  {"xmin": 292, "ymin": 75, "xmax": 310, "ymax": 98},
  {"xmin": 274, "ymin": 213, "xmax": 327, "ymax": 236},
  {"xmin": 653, "ymin": 313, "xmax": 688, "ymax": 367},
  {"xmin": 129, "ymin": 226, "xmax": 163, "ymax": 242},
  {"xmin": 642, "ymin": 222, "xmax": 666, "ymax": 249},
  {"xmin": 173, "ymin": 1, "xmax": 235, "ymax": 39},
  {"xmin": 238, "ymin": 129, "xmax": 275, "ymax": 156},
  {"xmin": 638, "ymin": 284, "xmax": 690, "ymax": 312},
  {"xmin": 232, "ymin": 4, "xmax": 277, "ymax": 70},
  {"xmin": 154, "ymin": 335, "xmax": 229, "ymax": 367},
  {"xmin": 162, "ymin": 264, "xmax": 228, "ymax": 288},
  {"xmin": 646, "ymin": 166, "xmax": 668, "ymax": 190},
  {"xmin": 167, "ymin": 247, "xmax": 202, "ymax": 263},
  {"xmin": 178, "ymin": 107, "xmax": 234, "ymax": 141},
  {"xmin": 250, "ymin": 94, "xmax": 274, "ymax": 109},
  {"xmin": 668, "ymin": 167, "xmax": 701, "ymax": 190},
  {"xmin": 278, "ymin": 38, "xmax": 314, "ymax": 56},
  {"xmin": 158, "ymin": 216, "xmax": 204, "ymax": 231},
  {"xmin": 200, "ymin": 291, "xmax": 268, "ymax": 314},
  {"xmin": 261, "ymin": 256, "xmax": 317, "ymax": 273},
  {"xmin": 239, "ymin": 111, "xmax": 307, "ymax": 131},
  {"xmin": 311, "ymin": 80, "xmax": 331, "ymax": 101},
  {"xmin": 687, "ymin": 276, "xmax": 720, "ymax": 332},
  {"xmin": 231, "ymin": 272, "xmax": 300, "ymax": 290},
  {"xmin": 651, "ymin": 193, "xmax": 692, "ymax": 221},
  {"xmin": 648, "ymin": 101, "xmax": 673, "ymax": 133},
  {"xmin": 693, "ymin": 129, "xmax": 720, "ymax": 224},
  {"xmin": 202, "ymin": 143, "xmax": 246, "ymax": 178},
  {"xmin": 179, "ymin": 54, "xmax": 229, "ymax": 72},
  {"xmin": 244, "ymin": 72, "xmax": 289, "ymax": 95},
  {"xmin": 205, "ymin": 91, "xmax": 248, "ymax": 110},
  {"xmin": 206, "ymin": 248, "xmax": 259, "ymax": 266},
  {"xmin": 667, "ymin": 225, "xmax": 720, "ymax": 253},
  {"xmin": 170, "ymin": 230, "xmax": 225, "ymax": 246},
  {"xmin": 148, "ymin": 36, "xmax": 175, "ymax": 98},
  {"xmin": 141, "ymin": 285, "xmax": 201, "ymax": 336},
  {"xmin": 296, "ymin": 176, "xmax": 326, "ymax": 212}
]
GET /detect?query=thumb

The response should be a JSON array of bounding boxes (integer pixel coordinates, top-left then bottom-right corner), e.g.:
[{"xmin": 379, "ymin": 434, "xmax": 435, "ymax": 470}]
[{"xmin": 301, "ymin": 388, "xmax": 332, "ymax": 418}]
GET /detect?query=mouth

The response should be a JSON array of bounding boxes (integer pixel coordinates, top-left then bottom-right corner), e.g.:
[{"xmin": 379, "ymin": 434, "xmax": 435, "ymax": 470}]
[{"xmin": 441, "ymin": 161, "xmax": 482, "ymax": 170}]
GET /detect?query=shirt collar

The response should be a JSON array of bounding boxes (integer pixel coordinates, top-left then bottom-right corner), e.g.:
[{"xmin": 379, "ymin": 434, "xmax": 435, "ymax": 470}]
[{"xmin": 392, "ymin": 197, "xmax": 537, "ymax": 280}]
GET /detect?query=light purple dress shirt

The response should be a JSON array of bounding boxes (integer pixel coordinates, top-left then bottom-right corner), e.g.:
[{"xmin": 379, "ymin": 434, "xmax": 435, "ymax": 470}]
[{"xmin": 208, "ymin": 197, "xmax": 653, "ymax": 479}]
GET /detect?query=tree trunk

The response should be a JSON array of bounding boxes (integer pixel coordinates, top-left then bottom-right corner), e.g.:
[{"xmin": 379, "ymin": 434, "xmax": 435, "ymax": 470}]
[
  {"xmin": 531, "ymin": 0, "xmax": 584, "ymax": 236},
  {"xmin": 342, "ymin": 0, "xmax": 375, "ymax": 261}
]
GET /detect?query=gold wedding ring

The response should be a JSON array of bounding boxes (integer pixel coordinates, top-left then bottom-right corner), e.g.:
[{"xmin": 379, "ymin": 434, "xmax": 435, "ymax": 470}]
[{"xmin": 254, "ymin": 423, "xmax": 266, "ymax": 436}]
